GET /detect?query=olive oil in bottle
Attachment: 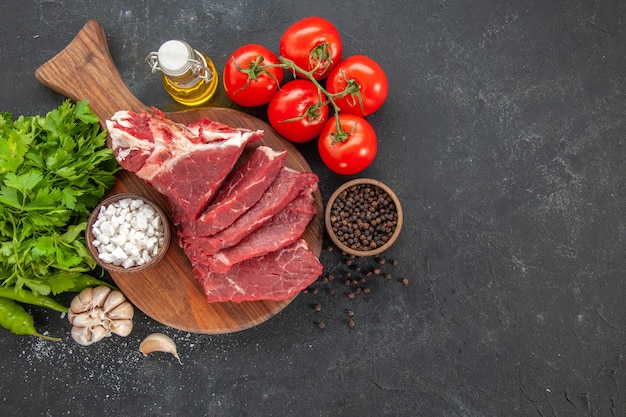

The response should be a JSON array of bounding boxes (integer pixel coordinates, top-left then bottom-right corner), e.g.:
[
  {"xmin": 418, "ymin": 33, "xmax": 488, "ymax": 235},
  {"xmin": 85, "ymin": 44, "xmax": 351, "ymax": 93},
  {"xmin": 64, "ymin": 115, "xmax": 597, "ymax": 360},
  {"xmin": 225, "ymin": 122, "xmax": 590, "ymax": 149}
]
[{"xmin": 146, "ymin": 40, "xmax": 218, "ymax": 106}]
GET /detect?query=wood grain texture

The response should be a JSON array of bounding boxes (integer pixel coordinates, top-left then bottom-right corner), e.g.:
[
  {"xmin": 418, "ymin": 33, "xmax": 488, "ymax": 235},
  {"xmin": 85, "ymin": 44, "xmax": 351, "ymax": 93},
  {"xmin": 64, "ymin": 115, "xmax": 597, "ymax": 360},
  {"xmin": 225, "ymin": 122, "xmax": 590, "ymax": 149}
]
[{"xmin": 35, "ymin": 20, "xmax": 323, "ymax": 334}]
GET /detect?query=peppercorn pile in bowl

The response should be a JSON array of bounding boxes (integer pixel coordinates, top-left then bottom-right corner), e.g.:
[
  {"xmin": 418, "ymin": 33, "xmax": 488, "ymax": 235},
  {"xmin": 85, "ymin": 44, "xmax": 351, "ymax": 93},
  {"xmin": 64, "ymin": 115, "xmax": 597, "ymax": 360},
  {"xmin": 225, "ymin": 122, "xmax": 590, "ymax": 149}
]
[
  {"xmin": 325, "ymin": 178, "xmax": 403, "ymax": 257},
  {"xmin": 86, "ymin": 193, "xmax": 171, "ymax": 272}
]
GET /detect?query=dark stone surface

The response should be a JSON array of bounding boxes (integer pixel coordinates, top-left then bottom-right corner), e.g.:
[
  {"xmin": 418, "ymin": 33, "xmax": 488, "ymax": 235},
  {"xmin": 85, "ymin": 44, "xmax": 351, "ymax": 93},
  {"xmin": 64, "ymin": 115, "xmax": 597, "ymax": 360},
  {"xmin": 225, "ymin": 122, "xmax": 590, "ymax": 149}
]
[{"xmin": 1, "ymin": 0, "xmax": 625, "ymax": 416}]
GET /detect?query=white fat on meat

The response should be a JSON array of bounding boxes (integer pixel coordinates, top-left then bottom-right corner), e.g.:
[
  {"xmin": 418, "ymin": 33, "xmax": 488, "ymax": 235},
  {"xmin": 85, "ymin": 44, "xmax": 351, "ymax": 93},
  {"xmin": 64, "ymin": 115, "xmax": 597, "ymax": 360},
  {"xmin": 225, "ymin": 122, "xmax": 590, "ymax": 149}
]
[{"xmin": 107, "ymin": 110, "xmax": 261, "ymax": 182}]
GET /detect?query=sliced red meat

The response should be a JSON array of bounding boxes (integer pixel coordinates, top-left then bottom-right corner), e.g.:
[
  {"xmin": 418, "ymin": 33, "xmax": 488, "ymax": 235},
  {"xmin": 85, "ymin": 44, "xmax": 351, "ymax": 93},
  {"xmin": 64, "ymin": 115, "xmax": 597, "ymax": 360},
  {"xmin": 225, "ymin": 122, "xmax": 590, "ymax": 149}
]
[
  {"xmin": 181, "ymin": 167, "xmax": 319, "ymax": 262},
  {"xmin": 178, "ymin": 146, "xmax": 286, "ymax": 237},
  {"xmin": 193, "ymin": 239, "xmax": 323, "ymax": 303},
  {"xmin": 203, "ymin": 190, "xmax": 316, "ymax": 273},
  {"xmin": 106, "ymin": 109, "xmax": 263, "ymax": 222}
]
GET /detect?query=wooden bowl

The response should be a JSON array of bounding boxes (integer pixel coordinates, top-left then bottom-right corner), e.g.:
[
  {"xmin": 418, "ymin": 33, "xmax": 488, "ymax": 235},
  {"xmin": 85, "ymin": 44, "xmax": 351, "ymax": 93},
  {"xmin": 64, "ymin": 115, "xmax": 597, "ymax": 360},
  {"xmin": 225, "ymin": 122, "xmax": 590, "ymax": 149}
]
[
  {"xmin": 325, "ymin": 178, "xmax": 403, "ymax": 257},
  {"xmin": 86, "ymin": 193, "xmax": 171, "ymax": 273}
]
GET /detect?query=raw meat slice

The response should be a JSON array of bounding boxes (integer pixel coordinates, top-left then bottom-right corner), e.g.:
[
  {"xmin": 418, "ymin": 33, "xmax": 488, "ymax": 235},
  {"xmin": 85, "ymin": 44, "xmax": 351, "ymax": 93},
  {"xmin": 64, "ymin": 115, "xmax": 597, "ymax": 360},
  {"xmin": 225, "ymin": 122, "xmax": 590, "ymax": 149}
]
[
  {"xmin": 204, "ymin": 190, "xmax": 316, "ymax": 273},
  {"xmin": 106, "ymin": 109, "xmax": 263, "ymax": 222},
  {"xmin": 193, "ymin": 239, "xmax": 323, "ymax": 303},
  {"xmin": 180, "ymin": 167, "xmax": 319, "ymax": 261},
  {"xmin": 178, "ymin": 146, "xmax": 287, "ymax": 237}
]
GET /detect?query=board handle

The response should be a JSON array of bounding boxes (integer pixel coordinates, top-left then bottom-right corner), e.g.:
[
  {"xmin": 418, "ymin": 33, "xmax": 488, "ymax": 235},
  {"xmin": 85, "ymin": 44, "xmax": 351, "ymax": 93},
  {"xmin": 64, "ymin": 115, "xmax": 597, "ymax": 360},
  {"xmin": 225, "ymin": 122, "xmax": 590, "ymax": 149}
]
[{"xmin": 35, "ymin": 20, "xmax": 146, "ymax": 125}]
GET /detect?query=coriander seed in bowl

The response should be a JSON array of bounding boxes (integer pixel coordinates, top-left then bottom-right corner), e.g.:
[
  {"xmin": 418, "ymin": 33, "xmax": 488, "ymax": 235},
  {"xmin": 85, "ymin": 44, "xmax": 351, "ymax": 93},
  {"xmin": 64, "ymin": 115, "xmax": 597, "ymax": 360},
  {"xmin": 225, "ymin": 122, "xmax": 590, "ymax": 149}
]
[
  {"xmin": 86, "ymin": 193, "xmax": 171, "ymax": 272},
  {"xmin": 325, "ymin": 178, "xmax": 403, "ymax": 257}
]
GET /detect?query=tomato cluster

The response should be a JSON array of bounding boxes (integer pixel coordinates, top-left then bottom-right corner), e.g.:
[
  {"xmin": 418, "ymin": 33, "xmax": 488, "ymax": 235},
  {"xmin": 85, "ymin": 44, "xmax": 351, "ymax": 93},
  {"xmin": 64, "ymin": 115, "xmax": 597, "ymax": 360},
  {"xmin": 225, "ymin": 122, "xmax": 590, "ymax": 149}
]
[{"xmin": 222, "ymin": 16, "xmax": 388, "ymax": 175}]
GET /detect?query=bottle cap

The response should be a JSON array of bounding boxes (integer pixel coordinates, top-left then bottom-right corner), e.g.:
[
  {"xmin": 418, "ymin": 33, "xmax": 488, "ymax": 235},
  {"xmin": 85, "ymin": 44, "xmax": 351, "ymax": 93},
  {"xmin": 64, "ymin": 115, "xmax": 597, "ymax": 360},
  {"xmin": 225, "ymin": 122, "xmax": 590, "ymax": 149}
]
[
  {"xmin": 146, "ymin": 40, "xmax": 213, "ymax": 83},
  {"xmin": 155, "ymin": 40, "xmax": 194, "ymax": 76}
]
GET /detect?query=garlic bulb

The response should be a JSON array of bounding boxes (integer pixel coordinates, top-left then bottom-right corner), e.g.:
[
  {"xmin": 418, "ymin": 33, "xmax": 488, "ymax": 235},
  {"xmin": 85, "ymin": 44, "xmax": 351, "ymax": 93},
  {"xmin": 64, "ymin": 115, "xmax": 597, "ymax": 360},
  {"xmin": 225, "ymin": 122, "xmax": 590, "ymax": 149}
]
[
  {"xmin": 68, "ymin": 286, "xmax": 134, "ymax": 346},
  {"xmin": 139, "ymin": 333, "xmax": 182, "ymax": 364}
]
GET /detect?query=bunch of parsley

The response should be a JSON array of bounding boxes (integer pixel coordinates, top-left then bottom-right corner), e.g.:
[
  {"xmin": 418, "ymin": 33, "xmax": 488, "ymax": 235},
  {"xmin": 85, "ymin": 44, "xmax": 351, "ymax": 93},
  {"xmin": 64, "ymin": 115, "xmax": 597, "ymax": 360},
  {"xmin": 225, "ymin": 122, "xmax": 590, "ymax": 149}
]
[{"xmin": 0, "ymin": 100, "xmax": 120, "ymax": 296}]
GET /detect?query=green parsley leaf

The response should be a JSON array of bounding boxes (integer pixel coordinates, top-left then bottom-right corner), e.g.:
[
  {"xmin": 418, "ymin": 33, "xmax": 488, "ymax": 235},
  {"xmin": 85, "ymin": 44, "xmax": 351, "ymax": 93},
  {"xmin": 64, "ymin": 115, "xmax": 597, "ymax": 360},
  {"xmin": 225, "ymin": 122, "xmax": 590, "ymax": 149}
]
[{"xmin": 0, "ymin": 100, "xmax": 120, "ymax": 297}]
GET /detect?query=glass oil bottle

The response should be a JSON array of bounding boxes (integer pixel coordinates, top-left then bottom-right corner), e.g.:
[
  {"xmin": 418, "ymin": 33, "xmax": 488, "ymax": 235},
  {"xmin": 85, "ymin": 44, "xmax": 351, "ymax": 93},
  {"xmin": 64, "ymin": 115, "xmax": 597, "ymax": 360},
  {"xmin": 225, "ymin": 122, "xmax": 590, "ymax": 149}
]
[{"xmin": 146, "ymin": 40, "xmax": 218, "ymax": 106}]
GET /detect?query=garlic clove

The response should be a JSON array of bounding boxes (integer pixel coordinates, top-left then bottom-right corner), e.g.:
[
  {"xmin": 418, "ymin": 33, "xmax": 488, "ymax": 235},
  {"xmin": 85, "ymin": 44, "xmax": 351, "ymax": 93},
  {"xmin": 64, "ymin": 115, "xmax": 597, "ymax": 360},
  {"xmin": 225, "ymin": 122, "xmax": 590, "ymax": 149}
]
[
  {"xmin": 107, "ymin": 300, "xmax": 134, "ymax": 320},
  {"xmin": 70, "ymin": 286, "xmax": 112, "ymax": 314},
  {"xmin": 91, "ymin": 286, "xmax": 112, "ymax": 308},
  {"xmin": 109, "ymin": 319, "xmax": 133, "ymax": 337},
  {"xmin": 139, "ymin": 333, "xmax": 182, "ymax": 364},
  {"xmin": 71, "ymin": 326, "xmax": 92, "ymax": 346},
  {"xmin": 69, "ymin": 310, "xmax": 104, "ymax": 328},
  {"xmin": 70, "ymin": 287, "xmax": 94, "ymax": 313},
  {"xmin": 72, "ymin": 323, "xmax": 110, "ymax": 346},
  {"xmin": 102, "ymin": 290, "xmax": 126, "ymax": 313}
]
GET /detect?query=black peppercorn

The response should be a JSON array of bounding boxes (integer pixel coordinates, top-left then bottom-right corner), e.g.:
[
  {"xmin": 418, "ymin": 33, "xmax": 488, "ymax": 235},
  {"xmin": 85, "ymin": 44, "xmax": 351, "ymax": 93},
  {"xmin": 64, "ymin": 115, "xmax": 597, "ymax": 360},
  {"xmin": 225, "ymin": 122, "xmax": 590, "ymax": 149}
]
[{"xmin": 329, "ymin": 182, "xmax": 399, "ymax": 253}]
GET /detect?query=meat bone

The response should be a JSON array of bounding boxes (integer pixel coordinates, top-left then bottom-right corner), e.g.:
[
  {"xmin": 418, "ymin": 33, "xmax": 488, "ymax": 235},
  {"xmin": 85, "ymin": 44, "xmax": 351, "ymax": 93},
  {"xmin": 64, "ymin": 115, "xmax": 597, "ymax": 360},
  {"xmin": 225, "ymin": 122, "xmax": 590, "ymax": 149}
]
[{"xmin": 34, "ymin": 19, "xmax": 323, "ymax": 333}]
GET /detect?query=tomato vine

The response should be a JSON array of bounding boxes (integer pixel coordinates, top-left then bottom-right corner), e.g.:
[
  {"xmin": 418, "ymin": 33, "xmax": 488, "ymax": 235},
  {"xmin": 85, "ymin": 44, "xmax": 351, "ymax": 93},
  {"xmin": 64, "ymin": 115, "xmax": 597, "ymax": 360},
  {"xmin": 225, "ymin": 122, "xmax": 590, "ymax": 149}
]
[{"xmin": 224, "ymin": 16, "xmax": 388, "ymax": 174}]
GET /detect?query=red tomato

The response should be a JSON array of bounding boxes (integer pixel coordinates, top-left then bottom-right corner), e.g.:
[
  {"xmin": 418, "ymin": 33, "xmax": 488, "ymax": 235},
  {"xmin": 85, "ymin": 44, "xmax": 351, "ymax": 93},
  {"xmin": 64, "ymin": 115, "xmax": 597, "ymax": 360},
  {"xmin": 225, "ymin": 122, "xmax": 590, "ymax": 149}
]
[
  {"xmin": 223, "ymin": 44, "xmax": 284, "ymax": 107},
  {"xmin": 267, "ymin": 80, "xmax": 329, "ymax": 143},
  {"xmin": 326, "ymin": 55, "xmax": 389, "ymax": 116},
  {"xmin": 279, "ymin": 16, "xmax": 342, "ymax": 80},
  {"xmin": 318, "ymin": 114, "xmax": 377, "ymax": 175}
]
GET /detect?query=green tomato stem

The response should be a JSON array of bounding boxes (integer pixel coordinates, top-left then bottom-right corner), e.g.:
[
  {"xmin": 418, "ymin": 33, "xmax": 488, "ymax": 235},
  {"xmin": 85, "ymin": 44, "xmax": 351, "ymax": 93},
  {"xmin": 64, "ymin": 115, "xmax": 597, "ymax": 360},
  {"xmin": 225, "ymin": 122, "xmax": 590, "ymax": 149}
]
[
  {"xmin": 231, "ymin": 56, "xmax": 282, "ymax": 94},
  {"xmin": 274, "ymin": 56, "xmax": 351, "ymax": 140},
  {"xmin": 243, "ymin": 49, "xmax": 365, "ymax": 143}
]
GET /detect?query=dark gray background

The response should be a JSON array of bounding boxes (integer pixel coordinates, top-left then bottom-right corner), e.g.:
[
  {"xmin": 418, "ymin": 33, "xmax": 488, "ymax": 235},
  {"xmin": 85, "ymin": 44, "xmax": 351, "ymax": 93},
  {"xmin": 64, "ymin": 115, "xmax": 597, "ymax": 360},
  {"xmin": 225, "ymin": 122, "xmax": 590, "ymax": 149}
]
[{"xmin": 1, "ymin": 0, "xmax": 625, "ymax": 416}]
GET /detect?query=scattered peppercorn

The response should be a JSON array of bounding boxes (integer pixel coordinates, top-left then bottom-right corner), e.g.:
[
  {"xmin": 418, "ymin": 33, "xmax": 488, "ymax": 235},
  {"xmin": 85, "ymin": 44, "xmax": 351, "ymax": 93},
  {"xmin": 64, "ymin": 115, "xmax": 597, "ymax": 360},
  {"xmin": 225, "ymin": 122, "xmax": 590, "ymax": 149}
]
[{"xmin": 310, "ymin": 238, "xmax": 407, "ymax": 331}]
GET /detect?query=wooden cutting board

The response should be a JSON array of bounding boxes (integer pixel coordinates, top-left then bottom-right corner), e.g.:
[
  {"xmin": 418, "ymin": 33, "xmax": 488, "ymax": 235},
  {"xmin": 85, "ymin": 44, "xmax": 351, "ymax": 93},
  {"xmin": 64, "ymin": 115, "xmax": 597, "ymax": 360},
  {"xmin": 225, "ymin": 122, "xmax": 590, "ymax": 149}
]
[{"xmin": 35, "ymin": 20, "xmax": 324, "ymax": 334}]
